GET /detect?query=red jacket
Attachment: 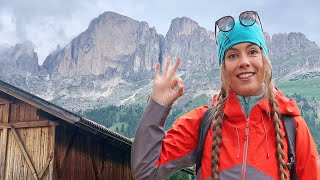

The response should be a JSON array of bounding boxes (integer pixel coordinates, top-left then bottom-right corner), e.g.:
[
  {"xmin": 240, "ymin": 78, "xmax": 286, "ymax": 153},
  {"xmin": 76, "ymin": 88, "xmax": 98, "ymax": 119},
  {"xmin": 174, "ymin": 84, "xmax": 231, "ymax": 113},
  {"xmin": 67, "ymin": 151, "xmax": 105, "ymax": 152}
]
[{"xmin": 131, "ymin": 89, "xmax": 320, "ymax": 180}]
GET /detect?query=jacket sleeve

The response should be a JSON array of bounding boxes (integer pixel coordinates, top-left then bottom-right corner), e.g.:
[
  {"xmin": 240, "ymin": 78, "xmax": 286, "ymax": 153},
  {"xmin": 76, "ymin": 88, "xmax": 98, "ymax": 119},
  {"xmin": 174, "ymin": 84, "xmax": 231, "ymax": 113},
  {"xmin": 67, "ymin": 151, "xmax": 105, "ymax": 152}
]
[
  {"xmin": 294, "ymin": 116, "xmax": 320, "ymax": 179},
  {"xmin": 131, "ymin": 98, "xmax": 206, "ymax": 179}
]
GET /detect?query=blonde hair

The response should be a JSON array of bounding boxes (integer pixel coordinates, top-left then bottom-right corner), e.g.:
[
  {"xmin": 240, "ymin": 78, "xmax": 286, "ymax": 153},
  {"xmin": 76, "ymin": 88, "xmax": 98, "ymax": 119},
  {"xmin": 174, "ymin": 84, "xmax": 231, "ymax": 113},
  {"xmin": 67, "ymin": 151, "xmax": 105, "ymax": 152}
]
[{"xmin": 211, "ymin": 53, "xmax": 287, "ymax": 180}]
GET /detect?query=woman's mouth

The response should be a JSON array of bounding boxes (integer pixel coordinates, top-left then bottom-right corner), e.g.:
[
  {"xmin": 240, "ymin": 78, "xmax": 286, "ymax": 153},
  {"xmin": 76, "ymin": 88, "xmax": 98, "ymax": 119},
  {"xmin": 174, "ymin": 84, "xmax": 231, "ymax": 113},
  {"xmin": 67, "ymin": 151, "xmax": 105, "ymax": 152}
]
[{"xmin": 237, "ymin": 72, "xmax": 255, "ymax": 79}]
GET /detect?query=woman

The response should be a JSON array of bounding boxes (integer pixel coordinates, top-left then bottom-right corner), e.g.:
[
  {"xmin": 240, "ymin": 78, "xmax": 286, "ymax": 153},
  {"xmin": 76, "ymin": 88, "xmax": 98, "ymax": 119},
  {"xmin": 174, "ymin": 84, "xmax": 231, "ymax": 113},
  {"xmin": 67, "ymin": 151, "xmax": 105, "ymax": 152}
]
[{"xmin": 131, "ymin": 11, "xmax": 320, "ymax": 180}]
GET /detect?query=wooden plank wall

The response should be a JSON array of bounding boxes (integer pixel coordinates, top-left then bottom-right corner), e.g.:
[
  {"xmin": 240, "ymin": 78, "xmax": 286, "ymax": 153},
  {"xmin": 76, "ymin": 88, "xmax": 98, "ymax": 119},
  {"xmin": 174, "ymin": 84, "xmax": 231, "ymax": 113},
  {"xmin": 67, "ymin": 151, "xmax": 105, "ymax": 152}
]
[
  {"xmin": 0, "ymin": 95, "xmax": 134, "ymax": 179},
  {"xmin": 54, "ymin": 125, "xmax": 133, "ymax": 180},
  {"xmin": 0, "ymin": 98, "xmax": 56, "ymax": 180}
]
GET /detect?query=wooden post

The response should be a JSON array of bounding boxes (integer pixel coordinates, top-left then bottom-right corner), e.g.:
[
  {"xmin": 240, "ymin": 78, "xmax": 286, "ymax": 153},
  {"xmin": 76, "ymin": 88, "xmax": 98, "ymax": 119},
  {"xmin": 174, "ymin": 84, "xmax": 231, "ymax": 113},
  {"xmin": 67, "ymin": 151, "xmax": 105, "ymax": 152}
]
[
  {"xmin": 0, "ymin": 104, "xmax": 9, "ymax": 178},
  {"xmin": 48, "ymin": 125, "xmax": 56, "ymax": 180}
]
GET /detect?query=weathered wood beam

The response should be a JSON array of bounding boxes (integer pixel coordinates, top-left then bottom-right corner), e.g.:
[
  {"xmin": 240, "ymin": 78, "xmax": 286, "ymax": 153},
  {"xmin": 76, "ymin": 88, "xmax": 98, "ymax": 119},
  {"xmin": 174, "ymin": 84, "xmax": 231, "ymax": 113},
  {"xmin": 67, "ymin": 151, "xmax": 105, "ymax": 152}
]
[
  {"xmin": 0, "ymin": 99, "xmax": 9, "ymax": 104},
  {"xmin": 48, "ymin": 126, "xmax": 55, "ymax": 180},
  {"xmin": 0, "ymin": 93, "xmax": 16, "ymax": 104},
  {"xmin": 0, "ymin": 104, "xmax": 10, "ymax": 178},
  {"xmin": 0, "ymin": 120, "xmax": 59, "ymax": 129},
  {"xmin": 0, "ymin": 128, "xmax": 8, "ymax": 178},
  {"xmin": 38, "ymin": 152, "xmax": 53, "ymax": 179}
]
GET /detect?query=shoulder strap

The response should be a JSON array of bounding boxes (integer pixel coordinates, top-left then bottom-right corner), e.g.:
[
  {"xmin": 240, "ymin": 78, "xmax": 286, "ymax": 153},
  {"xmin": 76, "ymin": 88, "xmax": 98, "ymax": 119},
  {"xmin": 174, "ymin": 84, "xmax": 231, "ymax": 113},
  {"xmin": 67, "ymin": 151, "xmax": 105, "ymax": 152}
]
[
  {"xmin": 282, "ymin": 115, "xmax": 298, "ymax": 180},
  {"xmin": 195, "ymin": 105, "xmax": 215, "ymax": 174}
]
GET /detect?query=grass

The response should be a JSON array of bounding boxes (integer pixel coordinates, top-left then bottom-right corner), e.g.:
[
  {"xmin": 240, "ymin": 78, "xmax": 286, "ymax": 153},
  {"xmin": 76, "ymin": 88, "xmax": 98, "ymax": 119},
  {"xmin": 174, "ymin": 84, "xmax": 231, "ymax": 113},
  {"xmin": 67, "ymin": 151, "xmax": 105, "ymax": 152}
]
[
  {"xmin": 176, "ymin": 94, "xmax": 210, "ymax": 118},
  {"xmin": 186, "ymin": 94, "xmax": 210, "ymax": 109},
  {"xmin": 276, "ymin": 76, "xmax": 320, "ymax": 100}
]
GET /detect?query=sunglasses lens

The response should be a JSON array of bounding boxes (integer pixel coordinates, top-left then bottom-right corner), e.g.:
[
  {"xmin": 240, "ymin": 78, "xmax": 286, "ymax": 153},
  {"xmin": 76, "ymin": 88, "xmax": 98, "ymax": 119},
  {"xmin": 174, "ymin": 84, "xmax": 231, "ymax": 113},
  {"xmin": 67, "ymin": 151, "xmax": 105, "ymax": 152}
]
[
  {"xmin": 217, "ymin": 16, "xmax": 234, "ymax": 32},
  {"xmin": 240, "ymin": 11, "xmax": 257, "ymax": 26}
]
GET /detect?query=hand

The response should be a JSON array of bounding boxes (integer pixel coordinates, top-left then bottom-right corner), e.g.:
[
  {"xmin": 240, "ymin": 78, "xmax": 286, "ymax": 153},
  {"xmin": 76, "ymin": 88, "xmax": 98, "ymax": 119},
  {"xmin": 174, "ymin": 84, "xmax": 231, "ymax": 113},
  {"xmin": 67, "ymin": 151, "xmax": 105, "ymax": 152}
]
[{"xmin": 151, "ymin": 57, "xmax": 184, "ymax": 106}]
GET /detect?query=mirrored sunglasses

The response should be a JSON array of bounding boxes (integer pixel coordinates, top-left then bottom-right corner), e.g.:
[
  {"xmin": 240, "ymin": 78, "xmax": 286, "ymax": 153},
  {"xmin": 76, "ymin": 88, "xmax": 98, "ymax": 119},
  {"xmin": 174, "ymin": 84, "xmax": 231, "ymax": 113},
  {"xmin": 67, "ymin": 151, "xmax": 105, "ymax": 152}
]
[{"xmin": 214, "ymin": 11, "xmax": 263, "ymax": 44}]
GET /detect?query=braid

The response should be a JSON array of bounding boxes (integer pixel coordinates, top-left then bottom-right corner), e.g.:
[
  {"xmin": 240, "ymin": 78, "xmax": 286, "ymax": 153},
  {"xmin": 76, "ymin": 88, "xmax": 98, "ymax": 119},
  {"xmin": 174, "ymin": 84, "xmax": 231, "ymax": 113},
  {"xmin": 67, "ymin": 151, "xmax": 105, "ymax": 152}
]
[
  {"xmin": 211, "ymin": 87, "xmax": 226, "ymax": 180},
  {"xmin": 269, "ymin": 86, "xmax": 287, "ymax": 180},
  {"xmin": 263, "ymin": 54, "xmax": 287, "ymax": 180}
]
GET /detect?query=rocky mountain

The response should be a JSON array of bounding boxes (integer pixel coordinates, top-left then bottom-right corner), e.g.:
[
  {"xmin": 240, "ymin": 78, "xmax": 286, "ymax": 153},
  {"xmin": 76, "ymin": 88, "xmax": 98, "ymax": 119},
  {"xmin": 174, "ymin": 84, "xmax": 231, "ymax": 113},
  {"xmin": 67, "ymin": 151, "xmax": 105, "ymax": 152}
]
[
  {"xmin": 164, "ymin": 17, "xmax": 217, "ymax": 71},
  {"xmin": 267, "ymin": 32, "xmax": 318, "ymax": 59},
  {"xmin": 0, "ymin": 11, "xmax": 320, "ymax": 112},
  {"xmin": 42, "ymin": 11, "xmax": 164, "ymax": 81},
  {"xmin": 264, "ymin": 32, "xmax": 320, "ymax": 78},
  {"xmin": 0, "ymin": 41, "xmax": 39, "ymax": 76}
]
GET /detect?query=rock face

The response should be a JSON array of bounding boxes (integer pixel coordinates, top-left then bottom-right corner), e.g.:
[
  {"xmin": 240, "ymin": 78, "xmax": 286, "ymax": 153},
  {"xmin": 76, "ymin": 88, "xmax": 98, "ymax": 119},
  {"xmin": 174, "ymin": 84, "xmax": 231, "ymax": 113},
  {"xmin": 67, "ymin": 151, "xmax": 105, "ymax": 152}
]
[
  {"xmin": 164, "ymin": 17, "xmax": 217, "ymax": 71},
  {"xmin": 0, "ymin": 41, "xmax": 39, "ymax": 76},
  {"xmin": 268, "ymin": 32, "xmax": 318, "ymax": 59},
  {"xmin": 264, "ymin": 32, "xmax": 320, "ymax": 77},
  {"xmin": 42, "ymin": 11, "xmax": 164, "ymax": 81},
  {"xmin": 13, "ymin": 12, "xmax": 319, "ymax": 81}
]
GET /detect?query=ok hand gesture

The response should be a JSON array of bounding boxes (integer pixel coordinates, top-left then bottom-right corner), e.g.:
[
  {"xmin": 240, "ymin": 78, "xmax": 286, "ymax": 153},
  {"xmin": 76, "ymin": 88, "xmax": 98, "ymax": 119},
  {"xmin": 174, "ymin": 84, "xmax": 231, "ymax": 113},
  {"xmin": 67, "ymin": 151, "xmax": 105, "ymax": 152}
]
[{"xmin": 151, "ymin": 57, "xmax": 184, "ymax": 106}]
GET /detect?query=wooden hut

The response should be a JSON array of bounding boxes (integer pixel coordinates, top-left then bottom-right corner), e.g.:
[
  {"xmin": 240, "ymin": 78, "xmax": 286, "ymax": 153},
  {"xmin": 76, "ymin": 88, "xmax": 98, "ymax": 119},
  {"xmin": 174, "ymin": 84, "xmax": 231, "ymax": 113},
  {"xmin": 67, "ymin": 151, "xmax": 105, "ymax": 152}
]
[{"xmin": 0, "ymin": 80, "xmax": 133, "ymax": 180}]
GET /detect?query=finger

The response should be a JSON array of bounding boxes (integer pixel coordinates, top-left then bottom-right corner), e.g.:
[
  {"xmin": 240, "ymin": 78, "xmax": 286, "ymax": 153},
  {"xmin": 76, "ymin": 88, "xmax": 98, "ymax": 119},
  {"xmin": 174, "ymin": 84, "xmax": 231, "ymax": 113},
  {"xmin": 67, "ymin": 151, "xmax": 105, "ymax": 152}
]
[
  {"xmin": 172, "ymin": 80, "xmax": 184, "ymax": 100},
  {"xmin": 154, "ymin": 63, "xmax": 160, "ymax": 80},
  {"xmin": 162, "ymin": 57, "xmax": 171, "ymax": 77},
  {"xmin": 168, "ymin": 57, "xmax": 181, "ymax": 78},
  {"xmin": 169, "ymin": 76, "xmax": 179, "ymax": 89},
  {"xmin": 177, "ymin": 80, "xmax": 184, "ymax": 96}
]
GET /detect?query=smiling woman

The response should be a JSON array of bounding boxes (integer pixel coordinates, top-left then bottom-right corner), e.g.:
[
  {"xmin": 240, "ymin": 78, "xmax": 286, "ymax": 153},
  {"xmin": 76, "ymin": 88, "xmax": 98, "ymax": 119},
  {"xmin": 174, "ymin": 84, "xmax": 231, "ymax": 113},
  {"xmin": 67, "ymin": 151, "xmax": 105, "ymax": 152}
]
[
  {"xmin": 131, "ymin": 10, "xmax": 320, "ymax": 180},
  {"xmin": 223, "ymin": 43, "xmax": 265, "ymax": 96}
]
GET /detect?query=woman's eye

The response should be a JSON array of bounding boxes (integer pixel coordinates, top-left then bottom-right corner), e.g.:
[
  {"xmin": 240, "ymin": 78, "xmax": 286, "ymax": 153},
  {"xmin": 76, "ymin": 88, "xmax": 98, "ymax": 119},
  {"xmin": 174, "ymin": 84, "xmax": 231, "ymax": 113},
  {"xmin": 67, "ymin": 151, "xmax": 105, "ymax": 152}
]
[
  {"xmin": 227, "ymin": 53, "xmax": 236, "ymax": 59},
  {"xmin": 249, "ymin": 49, "xmax": 259, "ymax": 55}
]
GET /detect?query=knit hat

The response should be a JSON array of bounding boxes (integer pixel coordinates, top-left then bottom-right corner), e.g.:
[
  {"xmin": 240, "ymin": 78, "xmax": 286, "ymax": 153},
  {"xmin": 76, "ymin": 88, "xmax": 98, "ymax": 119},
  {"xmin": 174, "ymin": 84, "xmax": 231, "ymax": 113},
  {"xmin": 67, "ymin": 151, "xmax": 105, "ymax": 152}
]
[{"xmin": 217, "ymin": 20, "xmax": 268, "ymax": 65}]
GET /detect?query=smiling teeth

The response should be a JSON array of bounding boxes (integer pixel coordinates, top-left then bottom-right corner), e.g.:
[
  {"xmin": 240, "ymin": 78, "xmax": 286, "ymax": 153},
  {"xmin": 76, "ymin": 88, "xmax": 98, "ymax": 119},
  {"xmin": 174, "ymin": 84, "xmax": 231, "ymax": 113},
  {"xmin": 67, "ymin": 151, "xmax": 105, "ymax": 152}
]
[{"xmin": 238, "ymin": 73, "xmax": 254, "ymax": 78}]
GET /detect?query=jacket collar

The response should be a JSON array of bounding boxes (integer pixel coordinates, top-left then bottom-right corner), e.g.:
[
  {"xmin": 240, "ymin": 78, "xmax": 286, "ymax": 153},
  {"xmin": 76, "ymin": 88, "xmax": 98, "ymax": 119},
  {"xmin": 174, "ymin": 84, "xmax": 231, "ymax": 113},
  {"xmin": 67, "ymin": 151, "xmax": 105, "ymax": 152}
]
[{"xmin": 212, "ymin": 89, "xmax": 301, "ymax": 121}]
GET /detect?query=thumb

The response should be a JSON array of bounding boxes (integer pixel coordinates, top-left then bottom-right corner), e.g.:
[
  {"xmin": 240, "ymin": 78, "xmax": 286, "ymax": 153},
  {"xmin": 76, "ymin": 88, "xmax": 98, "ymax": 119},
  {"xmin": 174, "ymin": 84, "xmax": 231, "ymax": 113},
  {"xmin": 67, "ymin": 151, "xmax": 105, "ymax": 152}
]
[{"xmin": 172, "ymin": 80, "xmax": 184, "ymax": 101}]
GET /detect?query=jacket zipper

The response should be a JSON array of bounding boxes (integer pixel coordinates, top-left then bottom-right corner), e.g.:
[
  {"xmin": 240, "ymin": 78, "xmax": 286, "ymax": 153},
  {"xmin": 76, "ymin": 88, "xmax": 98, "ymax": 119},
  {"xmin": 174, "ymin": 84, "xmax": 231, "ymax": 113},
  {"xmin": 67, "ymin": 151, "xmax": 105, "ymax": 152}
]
[{"xmin": 241, "ymin": 118, "xmax": 250, "ymax": 180}]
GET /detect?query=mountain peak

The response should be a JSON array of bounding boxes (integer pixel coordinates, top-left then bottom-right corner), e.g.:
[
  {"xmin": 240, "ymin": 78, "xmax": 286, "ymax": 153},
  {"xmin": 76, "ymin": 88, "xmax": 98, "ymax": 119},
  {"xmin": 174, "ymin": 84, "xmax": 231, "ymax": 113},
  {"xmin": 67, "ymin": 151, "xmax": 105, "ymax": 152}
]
[
  {"xmin": 168, "ymin": 17, "xmax": 200, "ymax": 36},
  {"xmin": 88, "ymin": 11, "xmax": 139, "ymax": 29},
  {"xmin": 101, "ymin": 11, "xmax": 136, "ymax": 21}
]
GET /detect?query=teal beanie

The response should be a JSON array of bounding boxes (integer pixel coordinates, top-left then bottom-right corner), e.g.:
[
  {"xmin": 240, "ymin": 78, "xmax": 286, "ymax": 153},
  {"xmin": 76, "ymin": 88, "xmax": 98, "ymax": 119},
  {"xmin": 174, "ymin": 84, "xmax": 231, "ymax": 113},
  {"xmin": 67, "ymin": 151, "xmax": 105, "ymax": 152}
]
[{"xmin": 217, "ymin": 20, "xmax": 268, "ymax": 65}]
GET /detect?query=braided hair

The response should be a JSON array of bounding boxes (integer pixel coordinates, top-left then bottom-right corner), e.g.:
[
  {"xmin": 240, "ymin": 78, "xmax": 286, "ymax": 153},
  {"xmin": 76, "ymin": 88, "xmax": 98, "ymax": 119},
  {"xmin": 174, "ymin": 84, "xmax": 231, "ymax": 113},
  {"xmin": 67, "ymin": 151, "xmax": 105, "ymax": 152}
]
[{"xmin": 264, "ymin": 54, "xmax": 287, "ymax": 180}]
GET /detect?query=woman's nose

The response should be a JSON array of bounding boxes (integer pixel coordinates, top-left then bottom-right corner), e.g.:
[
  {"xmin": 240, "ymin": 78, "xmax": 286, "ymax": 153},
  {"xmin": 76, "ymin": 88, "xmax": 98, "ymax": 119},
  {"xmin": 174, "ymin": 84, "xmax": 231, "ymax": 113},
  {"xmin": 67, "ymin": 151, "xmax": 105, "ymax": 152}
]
[{"xmin": 238, "ymin": 54, "xmax": 250, "ymax": 68}]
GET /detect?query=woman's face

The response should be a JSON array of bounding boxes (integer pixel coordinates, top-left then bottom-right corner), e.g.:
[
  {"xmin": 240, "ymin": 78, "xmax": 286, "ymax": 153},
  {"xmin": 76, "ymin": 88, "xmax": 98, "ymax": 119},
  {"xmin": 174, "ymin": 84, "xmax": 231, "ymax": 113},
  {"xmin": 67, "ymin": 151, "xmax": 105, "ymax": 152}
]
[{"xmin": 223, "ymin": 42, "xmax": 264, "ymax": 96}]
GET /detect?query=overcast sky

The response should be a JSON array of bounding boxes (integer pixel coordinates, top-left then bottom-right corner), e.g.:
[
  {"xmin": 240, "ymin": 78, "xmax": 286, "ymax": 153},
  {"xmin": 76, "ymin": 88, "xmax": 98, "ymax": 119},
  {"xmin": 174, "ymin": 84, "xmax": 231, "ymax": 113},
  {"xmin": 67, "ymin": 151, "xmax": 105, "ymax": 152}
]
[{"xmin": 0, "ymin": 0, "xmax": 319, "ymax": 65}]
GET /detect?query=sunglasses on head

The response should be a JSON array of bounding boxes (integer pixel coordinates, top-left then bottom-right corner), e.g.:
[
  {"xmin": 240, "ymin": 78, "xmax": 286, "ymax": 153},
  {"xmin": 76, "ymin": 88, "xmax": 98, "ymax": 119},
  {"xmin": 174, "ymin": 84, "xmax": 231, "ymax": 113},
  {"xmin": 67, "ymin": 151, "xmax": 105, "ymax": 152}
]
[{"xmin": 214, "ymin": 11, "xmax": 263, "ymax": 44}]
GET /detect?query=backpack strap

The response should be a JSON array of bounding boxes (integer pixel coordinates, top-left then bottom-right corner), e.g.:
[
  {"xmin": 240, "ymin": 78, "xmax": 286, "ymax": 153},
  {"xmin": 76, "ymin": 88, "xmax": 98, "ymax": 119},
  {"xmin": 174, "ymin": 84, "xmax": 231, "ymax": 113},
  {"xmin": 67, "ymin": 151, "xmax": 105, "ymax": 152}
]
[
  {"xmin": 282, "ymin": 115, "xmax": 298, "ymax": 180},
  {"xmin": 195, "ymin": 105, "xmax": 215, "ymax": 174}
]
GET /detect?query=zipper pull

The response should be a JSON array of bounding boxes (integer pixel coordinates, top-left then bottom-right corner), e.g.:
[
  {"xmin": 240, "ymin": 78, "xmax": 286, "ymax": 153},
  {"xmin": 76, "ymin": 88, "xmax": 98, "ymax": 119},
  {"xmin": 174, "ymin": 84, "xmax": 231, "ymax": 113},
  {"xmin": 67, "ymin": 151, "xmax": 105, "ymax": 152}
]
[{"xmin": 245, "ymin": 119, "xmax": 250, "ymax": 140}]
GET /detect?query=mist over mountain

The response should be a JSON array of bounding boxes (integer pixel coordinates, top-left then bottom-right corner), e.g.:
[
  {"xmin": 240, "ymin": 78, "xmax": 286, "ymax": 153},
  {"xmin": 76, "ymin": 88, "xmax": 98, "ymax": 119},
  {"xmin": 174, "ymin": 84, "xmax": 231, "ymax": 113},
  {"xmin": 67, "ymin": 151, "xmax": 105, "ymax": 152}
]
[
  {"xmin": 0, "ymin": 11, "xmax": 319, "ymax": 112},
  {"xmin": 0, "ymin": 41, "xmax": 39, "ymax": 76}
]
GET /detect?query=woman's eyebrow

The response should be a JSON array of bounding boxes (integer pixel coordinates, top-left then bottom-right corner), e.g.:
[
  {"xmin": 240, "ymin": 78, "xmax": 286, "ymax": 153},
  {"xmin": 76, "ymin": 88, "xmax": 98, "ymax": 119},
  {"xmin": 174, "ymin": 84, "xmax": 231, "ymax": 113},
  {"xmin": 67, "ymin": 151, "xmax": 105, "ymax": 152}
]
[
  {"xmin": 228, "ymin": 43, "xmax": 257, "ymax": 51},
  {"xmin": 246, "ymin": 43, "xmax": 258, "ymax": 49}
]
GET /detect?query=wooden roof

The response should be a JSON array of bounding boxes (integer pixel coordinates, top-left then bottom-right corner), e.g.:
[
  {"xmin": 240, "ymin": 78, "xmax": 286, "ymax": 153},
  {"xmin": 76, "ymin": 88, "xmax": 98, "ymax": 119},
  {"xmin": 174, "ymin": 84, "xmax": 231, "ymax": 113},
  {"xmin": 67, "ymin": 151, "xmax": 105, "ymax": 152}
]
[{"xmin": 0, "ymin": 79, "xmax": 132, "ymax": 150}]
